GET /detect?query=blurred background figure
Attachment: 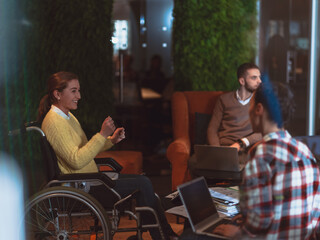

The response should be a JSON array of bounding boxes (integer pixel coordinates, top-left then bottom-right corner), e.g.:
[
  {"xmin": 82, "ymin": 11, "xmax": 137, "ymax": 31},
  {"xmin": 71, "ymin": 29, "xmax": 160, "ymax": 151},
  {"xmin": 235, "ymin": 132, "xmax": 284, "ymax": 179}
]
[
  {"xmin": 264, "ymin": 34, "xmax": 288, "ymax": 84},
  {"xmin": 141, "ymin": 54, "xmax": 169, "ymax": 94},
  {"xmin": 122, "ymin": 54, "xmax": 140, "ymax": 84},
  {"xmin": 113, "ymin": 53, "xmax": 141, "ymax": 103},
  {"xmin": 0, "ymin": 152, "xmax": 25, "ymax": 240}
]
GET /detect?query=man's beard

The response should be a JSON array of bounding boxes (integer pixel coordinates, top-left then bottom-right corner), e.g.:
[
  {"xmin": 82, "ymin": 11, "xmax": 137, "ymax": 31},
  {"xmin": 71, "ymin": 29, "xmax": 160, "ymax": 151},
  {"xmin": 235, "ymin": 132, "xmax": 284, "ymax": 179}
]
[{"xmin": 245, "ymin": 82, "xmax": 256, "ymax": 93}]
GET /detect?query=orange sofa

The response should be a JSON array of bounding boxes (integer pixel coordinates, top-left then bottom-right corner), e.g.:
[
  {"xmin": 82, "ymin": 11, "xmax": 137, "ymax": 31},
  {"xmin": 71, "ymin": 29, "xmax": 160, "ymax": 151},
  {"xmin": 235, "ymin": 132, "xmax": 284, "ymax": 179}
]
[{"xmin": 166, "ymin": 91, "xmax": 225, "ymax": 190}]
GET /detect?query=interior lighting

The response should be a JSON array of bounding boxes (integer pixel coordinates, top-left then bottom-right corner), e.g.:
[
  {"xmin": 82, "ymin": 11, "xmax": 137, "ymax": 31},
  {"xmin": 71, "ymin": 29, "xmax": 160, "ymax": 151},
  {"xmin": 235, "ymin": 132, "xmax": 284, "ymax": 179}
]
[
  {"xmin": 111, "ymin": 37, "xmax": 119, "ymax": 44},
  {"xmin": 140, "ymin": 16, "xmax": 145, "ymax": 25},
  {"xmin": 113, "ymin": 20, "xmax": 128, "ymax": 51}
]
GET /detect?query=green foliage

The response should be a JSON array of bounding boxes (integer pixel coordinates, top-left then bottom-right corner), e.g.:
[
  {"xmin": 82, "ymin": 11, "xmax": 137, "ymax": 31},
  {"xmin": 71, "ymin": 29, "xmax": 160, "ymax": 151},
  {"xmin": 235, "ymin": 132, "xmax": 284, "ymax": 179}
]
[
  {"xmin": 24, "ymin": 0, "xmax": 115, "ymax": 137},
  {"xmin": 173, "ymin": 0, "xmax": 257, "ymax": 91},
  {"xmin": 0, "ymin": 0, "xmax": 114, "ymax": 196}
]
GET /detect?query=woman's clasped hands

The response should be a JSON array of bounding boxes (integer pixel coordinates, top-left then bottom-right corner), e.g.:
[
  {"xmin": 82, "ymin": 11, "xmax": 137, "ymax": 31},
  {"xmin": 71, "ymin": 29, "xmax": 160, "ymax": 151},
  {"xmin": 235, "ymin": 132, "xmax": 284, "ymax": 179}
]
[{"xmin": 100, "ymin": 116, "xmax": 125, "ymax": 144}]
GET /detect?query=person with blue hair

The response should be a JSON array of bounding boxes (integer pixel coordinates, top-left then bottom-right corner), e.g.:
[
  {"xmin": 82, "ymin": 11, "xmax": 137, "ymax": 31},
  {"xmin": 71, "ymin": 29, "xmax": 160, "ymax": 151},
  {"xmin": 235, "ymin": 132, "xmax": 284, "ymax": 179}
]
[
  {"xmin": 179, "ymin": 78, "xmax": 320, "ymax": 239},
  {"xmin": 213, "ymin": 78, "xmax": 320, "ymax": 239}
]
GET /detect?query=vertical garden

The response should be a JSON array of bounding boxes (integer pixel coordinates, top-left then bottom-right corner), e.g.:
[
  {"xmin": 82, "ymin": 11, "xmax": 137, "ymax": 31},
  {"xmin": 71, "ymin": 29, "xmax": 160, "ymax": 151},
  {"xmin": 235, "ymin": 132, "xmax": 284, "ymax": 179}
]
[
  {"xmin": 173, "ymin": 0, "xmax": 258, "ymax": 91},
  {"xmin": 0, "ymin": 0, "xmax": 115, "ymax": 196}
]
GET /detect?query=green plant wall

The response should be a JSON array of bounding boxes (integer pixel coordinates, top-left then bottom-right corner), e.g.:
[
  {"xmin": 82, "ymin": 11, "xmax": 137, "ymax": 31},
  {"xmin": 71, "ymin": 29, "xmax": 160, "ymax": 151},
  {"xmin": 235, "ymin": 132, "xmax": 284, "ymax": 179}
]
[
  {"xmin": 0, "ymin": 0, "xmax": 114, "ymax": 196},
  {"xmin": 24, "ymin": 0, "xmax": 115, "ymax": 137},
  {"xmin": 173, "ymin": 0, "xmax": 257, "ymax": 91}
]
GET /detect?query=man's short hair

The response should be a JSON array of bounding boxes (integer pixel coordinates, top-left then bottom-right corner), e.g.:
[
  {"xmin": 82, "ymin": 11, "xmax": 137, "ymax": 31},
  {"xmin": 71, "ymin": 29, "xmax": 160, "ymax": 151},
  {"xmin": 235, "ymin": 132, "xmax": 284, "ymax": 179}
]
[{"xmin": 237, "ymin": 63, "xmax": 260, "ymax": 79}]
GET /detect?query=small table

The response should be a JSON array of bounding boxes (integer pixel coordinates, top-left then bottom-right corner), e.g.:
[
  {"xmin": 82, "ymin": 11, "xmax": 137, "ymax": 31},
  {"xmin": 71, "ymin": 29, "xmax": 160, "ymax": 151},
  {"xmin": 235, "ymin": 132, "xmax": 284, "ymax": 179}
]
[{"xmin": 193, "ymin": 169, "xmax": 242, "ymax": 187}]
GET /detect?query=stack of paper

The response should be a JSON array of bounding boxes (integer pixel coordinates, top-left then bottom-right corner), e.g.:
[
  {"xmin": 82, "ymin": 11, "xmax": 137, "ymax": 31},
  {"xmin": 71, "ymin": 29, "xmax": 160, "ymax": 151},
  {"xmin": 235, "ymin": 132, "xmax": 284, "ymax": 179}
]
[
  {"xmin": 210, "ymin": 187, "xmax": 240, "ymax": 216},
  {"xmin": 165, "ymin": 186, "xmax": 241, "ymax": 218}
]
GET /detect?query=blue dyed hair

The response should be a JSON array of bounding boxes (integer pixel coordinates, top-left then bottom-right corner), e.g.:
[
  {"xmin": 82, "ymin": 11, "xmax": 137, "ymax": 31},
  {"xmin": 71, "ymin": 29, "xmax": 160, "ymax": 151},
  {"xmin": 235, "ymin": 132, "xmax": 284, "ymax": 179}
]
[{"xmin": 254, "ymin": 74, "xmax": 283, "ymax": 128}]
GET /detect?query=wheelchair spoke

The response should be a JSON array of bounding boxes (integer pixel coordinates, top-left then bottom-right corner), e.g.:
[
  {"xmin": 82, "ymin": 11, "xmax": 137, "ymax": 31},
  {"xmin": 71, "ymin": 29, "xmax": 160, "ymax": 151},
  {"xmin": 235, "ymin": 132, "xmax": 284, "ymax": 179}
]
[{"xmin": 24, "ymin": 187, "xmax": 111, "ymax": 240}]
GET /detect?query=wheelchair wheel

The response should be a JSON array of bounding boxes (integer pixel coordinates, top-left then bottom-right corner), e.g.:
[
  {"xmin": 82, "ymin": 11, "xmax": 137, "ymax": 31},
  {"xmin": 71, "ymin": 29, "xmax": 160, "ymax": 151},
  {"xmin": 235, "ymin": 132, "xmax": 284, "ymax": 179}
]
[{"xmin": 24, "ymin": 186, "xmax": 112, "ymax": 240}]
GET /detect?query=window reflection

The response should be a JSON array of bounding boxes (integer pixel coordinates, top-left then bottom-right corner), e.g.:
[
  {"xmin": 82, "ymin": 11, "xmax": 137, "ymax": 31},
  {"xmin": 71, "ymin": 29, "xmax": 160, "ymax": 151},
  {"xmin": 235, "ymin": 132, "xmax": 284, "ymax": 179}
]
[
  {"xmin": 111, "ymin": 0, "xmax": 174, "ymax": 153},
  {"xmin": 259, "ymin": 0, "xmax": 312, "ymax": 135}
]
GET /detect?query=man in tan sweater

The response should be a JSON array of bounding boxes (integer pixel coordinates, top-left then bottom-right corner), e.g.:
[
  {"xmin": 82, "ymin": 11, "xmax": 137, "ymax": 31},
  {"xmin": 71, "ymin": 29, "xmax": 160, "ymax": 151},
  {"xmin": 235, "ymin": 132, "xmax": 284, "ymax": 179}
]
[{"xmin": 207, "ymin": 63, "xmax": 262, "ymax": 152}]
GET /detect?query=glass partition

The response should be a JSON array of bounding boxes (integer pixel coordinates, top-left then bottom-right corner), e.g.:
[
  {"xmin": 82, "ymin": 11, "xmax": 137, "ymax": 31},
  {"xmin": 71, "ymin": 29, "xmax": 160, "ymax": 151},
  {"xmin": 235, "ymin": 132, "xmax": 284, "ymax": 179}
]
[
  {"xmin": 314, "ymin": 1, "xmax": 320, "ymax": 135},
  {"xmin": 111, "ymin": 0, "xmax": 174, "ymax": 152},
  {"xmin": 259, "ymin": 0, "xmax": 314, "ymax": 136}
]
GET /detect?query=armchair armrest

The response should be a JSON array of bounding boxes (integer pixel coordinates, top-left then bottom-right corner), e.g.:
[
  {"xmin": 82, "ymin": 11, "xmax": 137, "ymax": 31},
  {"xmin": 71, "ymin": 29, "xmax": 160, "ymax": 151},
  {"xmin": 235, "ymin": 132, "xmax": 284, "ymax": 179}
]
[
  {"xmin": 94, "ymin": 157, "xmax": 123, "ymax": 172},
  {"xmin": 166, "ymin": 137, "xmax": 190, "ymax": 163},
  {"xmin": 166, "ymin": 137, "xmax": 192, "ymax": 190}
]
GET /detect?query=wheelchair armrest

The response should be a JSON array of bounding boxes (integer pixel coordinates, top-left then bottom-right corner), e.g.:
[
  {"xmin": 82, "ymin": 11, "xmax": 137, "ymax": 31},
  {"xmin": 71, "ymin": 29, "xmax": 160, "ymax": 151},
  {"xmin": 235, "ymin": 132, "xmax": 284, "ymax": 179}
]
[
  {"xmin": 57, "ymin": 172, "xmax": 116, "ymax": 188},
  {"xmin": 94, "ymin": 157, "xmax": 123, "ymax": 172}
]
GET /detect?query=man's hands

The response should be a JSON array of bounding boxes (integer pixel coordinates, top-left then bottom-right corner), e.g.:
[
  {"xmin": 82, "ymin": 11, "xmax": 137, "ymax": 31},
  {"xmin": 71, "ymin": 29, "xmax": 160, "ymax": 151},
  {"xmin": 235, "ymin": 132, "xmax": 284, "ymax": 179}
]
[
  {"xmin": 100, "ymin": 117, "xmax": 125, "ymax": 144},
  {"xmin": 230, "ymin": 142, "xmax": 241, "ymax": 151},
  {"xmin": 230, "ymin": 139, "xmax": 246, "ymax": 152},
  {"xmin": 213, "ymin": 224, "xmax": 240, "ymax": 238},
  {"xmin": 213, "ymin": 214, "xmax": 243, "ymax": 238}
]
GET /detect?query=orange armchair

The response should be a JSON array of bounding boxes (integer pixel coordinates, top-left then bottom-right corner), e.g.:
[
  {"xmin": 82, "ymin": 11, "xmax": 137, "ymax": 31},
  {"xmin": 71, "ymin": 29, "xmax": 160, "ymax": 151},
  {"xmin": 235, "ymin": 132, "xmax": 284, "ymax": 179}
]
[{"xmin": 166, "ymin": 91, "xmax": 225, "ymax": 190}]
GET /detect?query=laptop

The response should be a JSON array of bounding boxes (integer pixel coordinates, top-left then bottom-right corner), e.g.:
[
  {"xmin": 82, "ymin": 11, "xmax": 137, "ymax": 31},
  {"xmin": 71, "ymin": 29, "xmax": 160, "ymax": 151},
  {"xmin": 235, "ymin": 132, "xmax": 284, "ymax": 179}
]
[
  {"xmin": 178, "ymin": 177, "xmax": 231, "ymax": 239},
  {"xmin": 194, "ymin": 144, "xmax": 245, "ymax": 172}
]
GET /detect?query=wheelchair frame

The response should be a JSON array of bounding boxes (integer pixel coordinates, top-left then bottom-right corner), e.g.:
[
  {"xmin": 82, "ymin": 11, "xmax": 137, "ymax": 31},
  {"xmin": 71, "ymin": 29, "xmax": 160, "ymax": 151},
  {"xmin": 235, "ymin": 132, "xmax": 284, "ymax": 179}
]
[{"xmin": 10, "ymin": 122, "xmax": 165, "ymax": 240}]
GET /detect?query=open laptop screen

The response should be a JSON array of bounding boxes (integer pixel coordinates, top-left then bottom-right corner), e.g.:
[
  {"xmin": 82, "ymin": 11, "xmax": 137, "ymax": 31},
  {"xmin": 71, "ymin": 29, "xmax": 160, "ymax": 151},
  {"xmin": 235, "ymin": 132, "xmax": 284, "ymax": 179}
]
[{"xmin": 178, "ymin": 177, "xmax": 217, "ymax": 226}]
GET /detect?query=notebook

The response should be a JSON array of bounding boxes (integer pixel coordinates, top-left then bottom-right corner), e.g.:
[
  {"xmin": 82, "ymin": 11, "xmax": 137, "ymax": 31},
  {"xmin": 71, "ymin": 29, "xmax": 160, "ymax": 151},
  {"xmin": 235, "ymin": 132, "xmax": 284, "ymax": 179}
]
[
  {"xmin": 194, "ymin": 144, "xmax": 245, "ymax": 172},
  {"xmin": 177, "ymin": 177, "xmax": 231, "ymax": 239}
]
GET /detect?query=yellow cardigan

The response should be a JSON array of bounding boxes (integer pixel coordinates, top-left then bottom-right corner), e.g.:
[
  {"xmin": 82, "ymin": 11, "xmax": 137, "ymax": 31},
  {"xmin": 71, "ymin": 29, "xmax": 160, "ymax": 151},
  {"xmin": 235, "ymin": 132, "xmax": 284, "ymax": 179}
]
[{"xmin": 42, "ymin": 109, "xmax": 114, "ymax": 174}]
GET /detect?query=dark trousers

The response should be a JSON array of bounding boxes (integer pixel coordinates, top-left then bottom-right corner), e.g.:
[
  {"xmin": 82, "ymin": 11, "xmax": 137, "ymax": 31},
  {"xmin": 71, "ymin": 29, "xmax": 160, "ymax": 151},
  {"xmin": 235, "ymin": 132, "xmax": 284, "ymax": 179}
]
[{"xmin": 90, "ymin": 174, "xmax": 174, "ymax": 239}]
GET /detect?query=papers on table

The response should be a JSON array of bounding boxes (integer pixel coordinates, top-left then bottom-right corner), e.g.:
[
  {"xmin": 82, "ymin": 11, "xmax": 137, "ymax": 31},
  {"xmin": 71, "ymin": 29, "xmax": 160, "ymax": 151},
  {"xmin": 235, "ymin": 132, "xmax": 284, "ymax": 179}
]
[
  {"xmin": 165, "ymin": 186, "xmax": 240, "ymax": 217},
  {"xmin": 209, "ymin": 187, "xmax": 239, "ymax": 204},
  {"xmin": 166, "ymin": 190, "xmax": 179, "ymax": 200},
  {"xmin": 166, "ymin": 205, "xmax": 230, "ymax": 218},
  {"xmin": 166, "ymin": 205, "xmax": 188, "ymax": 218},
  {"xmin": 210, "ymin": 187, "xmax": 240, "ymax": 216}
]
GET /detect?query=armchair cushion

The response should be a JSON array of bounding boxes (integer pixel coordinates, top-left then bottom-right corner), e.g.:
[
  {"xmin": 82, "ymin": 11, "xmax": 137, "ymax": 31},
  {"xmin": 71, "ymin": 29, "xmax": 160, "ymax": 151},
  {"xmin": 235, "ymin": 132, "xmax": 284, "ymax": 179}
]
[{"xmin": 194, "ymin": 112, "xmax": 211, "ymax": 146}]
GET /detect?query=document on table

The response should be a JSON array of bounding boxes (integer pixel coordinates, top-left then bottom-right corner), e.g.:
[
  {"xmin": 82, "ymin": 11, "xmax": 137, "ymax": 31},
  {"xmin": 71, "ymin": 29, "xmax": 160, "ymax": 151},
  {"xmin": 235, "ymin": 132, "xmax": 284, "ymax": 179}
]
[
  {"xmin": 166, "ymin": 205, "xmax": 188, "ymax": 218},
  {"xmin": 166, "ymin": 190, "xmax": 178, "ymax": 200},
  {"xmin": 165, "ymin": 187, "xmax": 239, "ymax": 203},
  {"xmin": 209, "ymin": 186, "xmax": 239, "ymax": 204},
  {"xmin": 165, "ymin": 187, "xmax": 239, "ymax": 218},
  {"xmin": 166, "ymin": 205, "xmax": 230, "ymax": 218}
]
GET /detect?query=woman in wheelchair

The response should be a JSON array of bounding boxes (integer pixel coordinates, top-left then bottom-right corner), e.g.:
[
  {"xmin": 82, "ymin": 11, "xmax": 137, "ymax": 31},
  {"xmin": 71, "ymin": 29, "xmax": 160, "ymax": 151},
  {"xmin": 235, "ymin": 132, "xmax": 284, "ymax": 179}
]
[{"xmin": 37, "ymin": 71, "xmax": 177, "ymax": 240}]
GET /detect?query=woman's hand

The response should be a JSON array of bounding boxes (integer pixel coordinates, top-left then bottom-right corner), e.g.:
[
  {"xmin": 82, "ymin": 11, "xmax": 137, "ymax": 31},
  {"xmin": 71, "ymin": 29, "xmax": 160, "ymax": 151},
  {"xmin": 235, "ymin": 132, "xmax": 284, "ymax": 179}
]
[
  {"xmin": 110, "ymin": 127, "xmax": 125, "ymax": 144},
  {"xmin": 100, "ymin": 117, "xmax": 116, "ymax": 138}
]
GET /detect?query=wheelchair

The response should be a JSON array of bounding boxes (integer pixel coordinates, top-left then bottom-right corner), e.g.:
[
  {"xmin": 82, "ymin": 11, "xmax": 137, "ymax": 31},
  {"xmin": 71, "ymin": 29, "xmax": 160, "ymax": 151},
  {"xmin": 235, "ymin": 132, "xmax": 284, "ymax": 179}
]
[{"xmin": 10, "ymin": 122, "xmax": 165, "ymax": 240}]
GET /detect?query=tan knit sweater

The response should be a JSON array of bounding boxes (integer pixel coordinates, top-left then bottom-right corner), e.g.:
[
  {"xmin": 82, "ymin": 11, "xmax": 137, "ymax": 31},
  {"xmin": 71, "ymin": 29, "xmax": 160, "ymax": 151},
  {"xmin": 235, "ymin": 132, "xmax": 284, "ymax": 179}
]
[
  {"xmin": 42, "ymin": 109, "xmax": 113, "ymax": 174},
  {"xmin": 209, "ymin": 91, "xmax": 261, "ymax": 146}
]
